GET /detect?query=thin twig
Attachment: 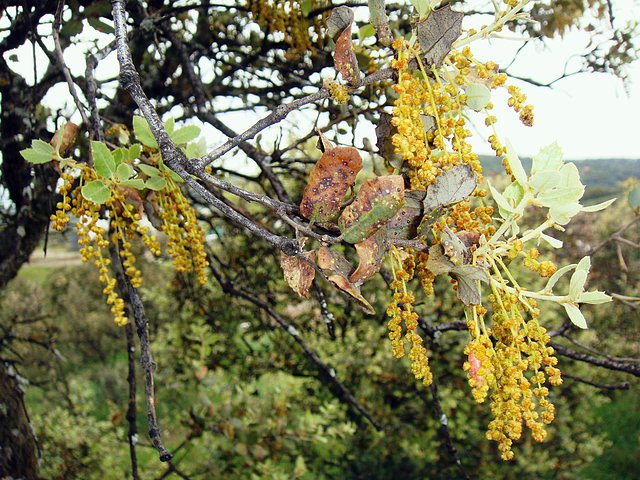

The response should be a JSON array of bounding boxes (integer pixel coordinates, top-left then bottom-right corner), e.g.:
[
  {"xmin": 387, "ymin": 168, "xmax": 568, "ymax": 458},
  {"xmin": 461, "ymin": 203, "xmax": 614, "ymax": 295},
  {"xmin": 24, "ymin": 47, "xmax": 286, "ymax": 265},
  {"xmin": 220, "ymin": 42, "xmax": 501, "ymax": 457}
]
[
  {"xmin": 208, "ymin": 261, "xmax": 382, "ymax": 430},
  {"xmin": 110, "ymin": 243, "xmax": 172, "ymax": 462},
  {"xmin": 561, "ymin": 372, "xmax": 629, "ymax": 391},
  {"xmin": 124, "ymin": 323, "xmax": 139, "ymax": 480},
  {"xmin": 52, "ymin": 0, "xmax": 90, "ymax": 127},
  {"xmin": 551, "ymin": 342, "xmax": 640, "ymax": 378}
]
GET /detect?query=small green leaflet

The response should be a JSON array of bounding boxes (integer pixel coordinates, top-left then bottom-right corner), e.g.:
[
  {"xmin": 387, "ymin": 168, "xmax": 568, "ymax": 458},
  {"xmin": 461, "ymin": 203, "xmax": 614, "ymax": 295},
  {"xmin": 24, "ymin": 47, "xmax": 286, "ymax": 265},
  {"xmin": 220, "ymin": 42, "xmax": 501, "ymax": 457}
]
[
  {"xmin": 145, "ymin": 176, "xmax": 167, "ymax": 191},
  {"xmin": 81, "ymin": 180, "xmax": 111, "ymax": 204},
  {"xmin": 185, "ymin": 137, "xmax": 207, "ymax": 159},
  {"xmin": 629, "ymin": 186, "xmax": 640, "ymax": 212},
  {"xmin": 120, "ymin": 179, "xmax": 145, "ymax": 189},
  {"xmin": 116, "ymin": 163, "xmax": 134, "ymax": 181},
  {"xmin": 465, "ymin": 83, "xmax": 491, "ymax": 111},
  {"xmin": 91, "ymin": 141, "xmax": 116, "ymax": 179},
  {"xmin": 170, "ymin": 125, "xmax": 201, "ymax": 145},
  {"xmin": 164, "ymin": 117, "xmax": 175, "ymax": 135},
  {"xmin": 133, "ymin": 115, "xmax": 157, "ymax": 148},
  {"xmin": 21, "ymin": 139, "xmax": 54, "ymax": 164},
  {"xmin": 129, "ymin": 144, "xmax": 142, "ymax": 160},
  {"xmin": 138, "ymin": 164, "xmax": 161, "ymax": 177}
]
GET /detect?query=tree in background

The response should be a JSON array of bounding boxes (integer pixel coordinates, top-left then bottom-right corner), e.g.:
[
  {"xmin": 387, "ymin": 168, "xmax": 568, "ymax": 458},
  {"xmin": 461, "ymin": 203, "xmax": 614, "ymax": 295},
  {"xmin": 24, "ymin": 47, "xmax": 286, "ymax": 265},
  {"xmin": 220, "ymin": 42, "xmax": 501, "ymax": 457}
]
[{"xmin": 1, "ymin": 0, "xmax": 639, "ymax": 478}]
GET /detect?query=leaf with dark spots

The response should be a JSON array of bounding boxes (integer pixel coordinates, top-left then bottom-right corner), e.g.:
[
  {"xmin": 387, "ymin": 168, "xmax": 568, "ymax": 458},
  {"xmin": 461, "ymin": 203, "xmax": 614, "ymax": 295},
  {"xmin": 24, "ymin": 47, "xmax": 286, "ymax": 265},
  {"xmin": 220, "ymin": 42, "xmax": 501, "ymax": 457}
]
[
  {"xmin": 317, "ymin": 247, "xmax": 376, "ymax": 314},
  {"xmin": 441, "ymin": 226, "xmax": 467, "ymax": 265},
  {"xmin": 332, "ymin": 8, "xmax": 360, "ymax": 85},
  {"xmin": 375, "ymin": 113, "xmax": 403, "ymax": 171},
  {"xmin": 327, "ymin": 6, "xmax": 354, "ymax": 39},
  {"xmin": 350, "ymin": 230, "xmax": 388, "ymax": 285},
  {"xmin": 280, "ymin": 251, "xmax": 317, "ymax": 298},
  {"xmin": 451, "ymin": 265, "xmax": 488, "ymax": 306},
  {"xmin": 423, "ymin": 164, "xmax": 477, "ymax": 212},
  {"xmin": 386, "ymin": 190, "xmax": 426, "ymax": 240},
  {"xmin": 416, "ymin": 4, "xmax": 464, "ymax": 67},
  {"xmin": 299, "ymin": 143, "xmax": 363, "ymax": 222},
  {"xmin": 339, "ymin": 175, "xmax": 405, "ymax": 244}
]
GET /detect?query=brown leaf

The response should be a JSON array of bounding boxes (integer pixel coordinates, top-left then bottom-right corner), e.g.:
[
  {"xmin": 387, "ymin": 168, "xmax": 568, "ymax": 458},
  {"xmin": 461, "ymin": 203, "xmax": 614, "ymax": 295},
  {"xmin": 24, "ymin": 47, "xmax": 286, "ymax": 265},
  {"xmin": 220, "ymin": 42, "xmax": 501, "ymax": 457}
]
[
  {"xmin": 51, "ymin": 122, "xmax": 80, "ymax": 156},
  {"xmin": 143, "ymin": 191, "xmax": 164, "ymax": 229},
  {"xmin": 451, "ymin": 265, "xmax": 487, "ymax": 306},
  {"xmin": 368, "ymin": 0, "xmax": 392, "ymax": 46},
  {"xmin": 416, "ymin": 5, "xmax": 464, "ymax": 67},
  {"xmin": 280, "ymin": 250, "xmax": 317, "ymax": 298},
  {"xmin": 339, "ymin": 175, "xmax": 405, "ymax": 244},
  {"xmin": 333, "ymin": 14, "xmax": 360, "ymax": 85},
  {"xmin": 299, "ymin": 144, "xmax": 363, "ymax": 222},
  {"xmin": 327, "ymin": 6, "xmax": 354, "ymax": 38},
  {"xmin": 317, "ymin": 246, "xmax": 376, "ymax": 314},
  {"xmin": 350, "ymin": 229, "xmax": 388, "ymax": 285},
  {"xmin": 375, "ymin": 113, "xmax": 403, "ymax": 171},
  {"xmin": 425, "ymin": 244, "xmax": 455, "ymax": 276}
]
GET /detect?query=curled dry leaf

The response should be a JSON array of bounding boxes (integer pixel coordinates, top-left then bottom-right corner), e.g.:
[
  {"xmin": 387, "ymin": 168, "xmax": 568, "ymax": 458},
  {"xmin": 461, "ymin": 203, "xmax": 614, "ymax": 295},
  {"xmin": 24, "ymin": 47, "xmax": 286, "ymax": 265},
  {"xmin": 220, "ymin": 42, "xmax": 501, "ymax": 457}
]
[
  {"xmin": 368, "ymin": 0, "xmax": 392, "ymax": 46},
  {"xmin": 299, "ymin": 141, "xmax": 363, "ymax": 222},
  {"xmin": 51, "ymin": 122, "xmax": 80, "ymax": 156},
  {"xmin": 317, "ymin": 246, "xmax": 376, "ymax": 314},
  {"xmin": 416, "ymin": 4, "xmax": 464, "ymax": 67},
  {"xmin": 326, "ymin": 5, "xmax": 354, "ymax": 39},
  {"xmin": 280, "ymin": 250, "xmax": 317, "ymax": 298},
  {"xmin": 375, "ymin": 113, "xmax": 403, "ymax": 171},
  {"xmin": 350, "ymin": 229, "xmax": 388, "ymax": 285},
  {"xmin": 339, "ymin": 175, "xmax": 405, "ymax": 244},
  {"xmin": 331, "ymin": 7, "xmax": 360, "ymax": 85}
]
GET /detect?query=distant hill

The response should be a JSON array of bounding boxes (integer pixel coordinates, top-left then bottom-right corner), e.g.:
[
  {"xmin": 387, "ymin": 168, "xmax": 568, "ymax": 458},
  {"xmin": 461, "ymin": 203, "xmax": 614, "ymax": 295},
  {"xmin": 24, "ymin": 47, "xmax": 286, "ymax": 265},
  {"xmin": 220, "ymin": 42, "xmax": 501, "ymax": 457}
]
[{"xmin": 479, "ymin": 155, "xmax": 640, "ymax": 201}]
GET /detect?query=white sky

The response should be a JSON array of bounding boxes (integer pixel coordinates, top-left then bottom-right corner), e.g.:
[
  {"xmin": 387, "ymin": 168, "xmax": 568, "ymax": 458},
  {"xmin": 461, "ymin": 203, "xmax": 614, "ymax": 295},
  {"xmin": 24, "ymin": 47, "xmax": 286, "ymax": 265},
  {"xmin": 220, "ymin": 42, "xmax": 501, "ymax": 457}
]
[{"xmin": 1, "ymin": 1, "xmax": 639, "ymax": 162}]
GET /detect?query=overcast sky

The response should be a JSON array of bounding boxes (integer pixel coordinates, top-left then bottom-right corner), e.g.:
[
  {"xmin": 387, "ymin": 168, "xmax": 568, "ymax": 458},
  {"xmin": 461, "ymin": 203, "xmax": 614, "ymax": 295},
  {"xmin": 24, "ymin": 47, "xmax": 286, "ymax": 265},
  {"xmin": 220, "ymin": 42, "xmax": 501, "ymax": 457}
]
[{"xmin": 2, "ymin": 1, "xmax": 639, "ymax": 162}]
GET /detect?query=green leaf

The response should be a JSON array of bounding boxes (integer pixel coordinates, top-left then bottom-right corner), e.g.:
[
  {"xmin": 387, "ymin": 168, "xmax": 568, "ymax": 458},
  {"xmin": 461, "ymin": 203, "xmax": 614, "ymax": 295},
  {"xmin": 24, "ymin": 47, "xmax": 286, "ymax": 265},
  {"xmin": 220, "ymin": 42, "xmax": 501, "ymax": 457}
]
[
  {"xmin": 539, "ymin": 232, "xmax": 562, "ymax": 249},
  {"xmin": 112, "ymin": 147, "xmax": 128, "ymax": 166},
  {"xmin": 451, "ymin": 264, "xmax": 487, "ymax": 306},
  {"xmin": 81, "ymin": 179, "xmax": 111, "ymax": 204},
  {"xmin": 358, "ymin": 24, "xmax": 376, "ymax": 40},
  {"xmin": 300, "ymin": 0, "xmax": 312, "ymax": 16},
  {"xmin": 544, "ymin": 264, "xmax": 576, "ymax": 293},
  {"xmin": 504, "ymin": 139, "xmax": 527, "ymax": 187},
  {"xmin": 160, "ymin": 164, "xmax": 184, "ymax": 183},
  {"xmin": 133, "ymin": 115, "xmax": 157, "ymax": 148},
  {"xmin": 410, "ymin": 0, "xmax": 430, "ymax": 17},
  {"xmin": 128, "ymin": 144, "xmax": 142, "ymax": 160},
  {"xmin": 87, "ymin": 16, "xmax": 114, "ymax": 34},
  {"xmin": 185, "ymin": 137, "xmax": 207, "ymax": 160},
  {"xmin": 488, "ymin": 182, "xmax": 515, "ymax": 218},
  {"xmin": 33, "ymin": 139, "xmax": 54, "ymax": 155},
  {"xmin": 138, "ymin": 164, "xmax": 161, "ymax": 177},
  {"xmin": 119, "ymin": 179, "xmax": 146, "ymax": 189},
  {"xmin": 170, "ymin": 125, "xmax": 200, "ymax": 144},
  {"xmin": 164, "ymin": 117, "xmax": 175, "ymax": 135},
  {"xmin": 549, "ymin": 201, "xmax": 582, "ymax": 225},
  {"xmin": 20, "ymin": 147, "xmax": 53, "ymax": 164},
  {"xmin": 116, "ymin": 163, "xmax": 134, "ymax": 181},
  {"xmin": 339, "ymin": 175, "xmax": 405, "ymax": 244},
  {"xmin": 629, "ymin": 186, "xmax": 640, "ymax": 212},
  {"xmin": 577, "ymin": 291, "xmax": 611, "ymax": 304},
  {"xmin": 465, "ymin": 83, "xmax": 491, "ymax": 111},
  {"xmin": 531, "ymin": 142, "xmax": 563, "ymax": 176},
  {"xmin": 59, "ymin": 19, "xmax": 83, "ymax": 37},
  {"xmin": 582, "ymin": 198, "xmax": 616, "ymax": 213},
  {"xmin": 563, "ymin": 303, "xmax": 588, "ymax": 329},
  {"xmin": 145, "ymin": 176, "xmax": 167, "ymax": 191},
  {"xmin": 91, "ymin": 141, "xmax": 116, "ymax": 179}
]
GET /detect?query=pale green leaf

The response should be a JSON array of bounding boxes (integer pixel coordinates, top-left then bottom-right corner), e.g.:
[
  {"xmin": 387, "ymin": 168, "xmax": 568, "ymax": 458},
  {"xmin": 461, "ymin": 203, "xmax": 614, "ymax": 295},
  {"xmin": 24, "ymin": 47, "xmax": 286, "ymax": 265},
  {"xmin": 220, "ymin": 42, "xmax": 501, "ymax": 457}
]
[
  {"xmin": 164, "ymin": 116, "xmax": 175, "ymax": 135},
  {"xmin": 577, "ymin": 291, "xmax": 612, "ymax": 304},
  {"xmin": 119, "ymin": 179, "xmax": 145, "ymax": 189},
  {"xmin": 581, "ymin": 198, "xmax": 616, "ymax": 213},
  {"xmin": 358, "ymin": 24, "xmax": 376, "ymax": 40},
  {"xmin": 81, "ymin": 179, "xmax": 111, "ymax": 204},
  {"xmin": 129, "ymin": 144, "xmax": 142, "ymax": 160},
  {"xmin": 504, "ymin": 139, "xmax": 528, "ymax": 187},
  {"xmin": 563, "ymin": 303, "xmax": 588, "ymax": 329},
  {"xmin": 185, "ymin": 137, "xmax": 207, "ymax": 160},
  {"xmin": 539, "ymin": 232, "xmax": 563, "ymax": 249},
  {"xmin": 569, "ymin": 269, "xmax": 588, "ymax": 300},
  {"xmin": 410, "ymin": 0, "xmax": 429, "ymax": 16},
  {"xmin": 116, "ymin": 163, "xmax": 134, "ymax": 181},
  {"xmin": 531, "ymin": 142, "xmax": 563, "ymax": 176},
  {"xmin": 32, "ymin": 139, "xmax": 55, "ymax": 155},
  {"xmin": 160, "ymin": 164, "xmax": 184, "ymax": 183},
  {"xmin": 544, "ymin": 263, "xmax": 576, "ymax": 293},
  {"xmin": 488, "ymin": 182, "xmax": 515, "ymax": 219},
  {"xmin": 465, "ymin": 83, "xmax": 491, "ymax": 111},
  {"xmin": 170, "ymin": 125, "xmax": 200, "ymax": 144},
  {"xmin": 145, "ymin": 176, "xmax": 167, "ymax": 191},
  {"xmin": 112, "ymin": 148, "xmax": 126, "ymax": 166},
  {"xmin": 91, "ymin": 141, "xmax": 116, "ymax": 179},
  {"xmin": 20, "ymin": 148, "xmax": 53, "ymax": 164},
  {"xmin": 138, "ymin": 164, "xmax": 161, "ymax": 177},
  {"xmin": 549, "ymin": 201, "xmax": 582, "ymax": 225},
  {"xmin": 133, "ymin": 115, "xmax": 157, "ymax": 148}
]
